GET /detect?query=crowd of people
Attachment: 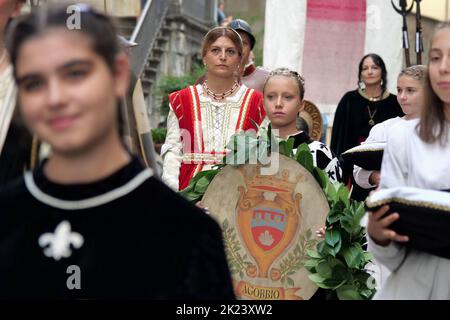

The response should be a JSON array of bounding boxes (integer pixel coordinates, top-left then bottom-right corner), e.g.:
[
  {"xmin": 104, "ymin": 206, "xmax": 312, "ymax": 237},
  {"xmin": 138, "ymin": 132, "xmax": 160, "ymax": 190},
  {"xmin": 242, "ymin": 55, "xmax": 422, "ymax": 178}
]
[{"xmin": 0, "ymin": 0, "xmax": 449, "ymax": 300}]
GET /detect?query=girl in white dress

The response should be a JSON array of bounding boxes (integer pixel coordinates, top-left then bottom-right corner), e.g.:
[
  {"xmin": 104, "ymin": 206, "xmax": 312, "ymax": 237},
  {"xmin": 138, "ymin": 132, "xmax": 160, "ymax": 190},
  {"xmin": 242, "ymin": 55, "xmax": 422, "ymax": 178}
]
[
  {"xmin": 354, "ymin": 65, "xmax": 428, "ymax": 190},
  {"xmin": 367, "ymin": 22, "xmax": 450, "ymax": 300},
  {"xmin": 262, "ymin": 68, "xmax": 342, "ymax": 183}
]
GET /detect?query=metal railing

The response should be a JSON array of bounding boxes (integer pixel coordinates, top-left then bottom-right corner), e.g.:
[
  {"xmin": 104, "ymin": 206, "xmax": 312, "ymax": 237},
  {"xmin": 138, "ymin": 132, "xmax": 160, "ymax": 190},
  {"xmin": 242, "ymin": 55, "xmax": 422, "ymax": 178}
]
[{"xmin": 130, "ymin": 0, "xmax": 169, "ymax": 79}]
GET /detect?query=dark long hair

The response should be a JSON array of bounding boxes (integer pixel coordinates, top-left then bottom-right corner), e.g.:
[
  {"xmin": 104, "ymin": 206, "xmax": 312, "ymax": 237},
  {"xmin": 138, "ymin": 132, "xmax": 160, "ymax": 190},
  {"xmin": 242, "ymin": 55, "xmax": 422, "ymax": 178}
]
[
  {"xmin": 7, "ymin": 3, "xmax": 120, "ymax": 74},
  {"xmin": 418, "ymin": 21, "xmax": 450, "ymax": 144},
  {"xmin": 358, "ymin": 53, "xmax": 388, "ymax": 93},
  {"xmin": 6, "ymin": 2, "xmax": 126, "ymax": 137}
]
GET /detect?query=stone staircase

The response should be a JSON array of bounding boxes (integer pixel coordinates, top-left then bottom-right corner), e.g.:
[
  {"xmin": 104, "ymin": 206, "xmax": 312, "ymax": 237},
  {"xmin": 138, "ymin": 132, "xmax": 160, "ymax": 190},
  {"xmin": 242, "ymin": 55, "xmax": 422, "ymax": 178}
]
[
  {"xmin": 127, "ymin": 0, "xmax": 217, "ymax": 127},
  {"xmin": 140, "ymin": 22, "xmax": 171, "ymax": 97}
]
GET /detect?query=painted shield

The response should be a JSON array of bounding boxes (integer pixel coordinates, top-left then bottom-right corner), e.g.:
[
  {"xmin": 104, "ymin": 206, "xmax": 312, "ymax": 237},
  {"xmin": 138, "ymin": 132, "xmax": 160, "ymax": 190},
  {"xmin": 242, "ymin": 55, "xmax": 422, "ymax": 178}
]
[{"xmin": 202, "ymin": 153, "xmax": 329, "ymax": 300}]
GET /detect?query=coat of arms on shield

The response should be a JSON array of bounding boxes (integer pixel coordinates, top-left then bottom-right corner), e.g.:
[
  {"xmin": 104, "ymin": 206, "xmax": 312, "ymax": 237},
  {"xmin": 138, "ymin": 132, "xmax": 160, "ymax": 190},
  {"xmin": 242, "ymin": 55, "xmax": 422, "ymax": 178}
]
[{"xmin": 203, "ymin": 153, "xmax": 329, "ymax": 300}]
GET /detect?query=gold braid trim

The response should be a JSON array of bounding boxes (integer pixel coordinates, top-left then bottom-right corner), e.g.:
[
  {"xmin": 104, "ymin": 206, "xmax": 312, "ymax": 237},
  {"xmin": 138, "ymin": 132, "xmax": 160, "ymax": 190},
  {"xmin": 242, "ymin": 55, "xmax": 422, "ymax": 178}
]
[
  {"xmin": 358, "ymin": 88, "xmax": 390, "ymax": 101},
  {"xmin": 343, "ymin": 147, "xmax": 384, "ymax": 154},
  {"xmin": 366, "ymin": 197, "xmax": 450, "ymax": 213}
]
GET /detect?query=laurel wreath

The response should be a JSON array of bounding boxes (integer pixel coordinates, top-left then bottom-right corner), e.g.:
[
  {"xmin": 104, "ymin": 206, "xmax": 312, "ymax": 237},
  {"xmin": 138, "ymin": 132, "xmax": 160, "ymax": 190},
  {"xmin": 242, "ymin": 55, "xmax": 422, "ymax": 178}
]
[
  {"xmin": 278, "ymin": 229, "xmax": 318, "ymax": 287},
  {"xmin": 221, "ymin": 218, "xmax": 253, "ymax": 280},
  {"xmin": 179, "ymin": 125, "xmax": 376, "ymax": 300}
]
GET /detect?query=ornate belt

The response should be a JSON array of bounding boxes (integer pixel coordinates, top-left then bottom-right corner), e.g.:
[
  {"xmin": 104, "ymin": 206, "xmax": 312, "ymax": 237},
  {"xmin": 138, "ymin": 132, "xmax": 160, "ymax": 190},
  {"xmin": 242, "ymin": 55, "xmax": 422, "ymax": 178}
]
[{"xmin": 182, "ymin": 152, "xmax": 227, "ymax": 164}]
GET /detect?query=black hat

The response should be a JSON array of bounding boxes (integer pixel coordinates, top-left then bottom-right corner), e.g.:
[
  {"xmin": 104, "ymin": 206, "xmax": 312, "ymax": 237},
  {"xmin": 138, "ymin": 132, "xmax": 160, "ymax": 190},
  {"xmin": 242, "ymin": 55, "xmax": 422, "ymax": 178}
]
[{"xmin": 228, "ymin": 19, "xmax": 256, "ymax": 49}]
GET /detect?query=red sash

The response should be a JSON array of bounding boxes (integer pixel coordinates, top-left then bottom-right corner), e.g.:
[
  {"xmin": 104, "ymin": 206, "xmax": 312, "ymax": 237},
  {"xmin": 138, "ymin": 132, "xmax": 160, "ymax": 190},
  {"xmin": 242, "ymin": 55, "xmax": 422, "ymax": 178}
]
[{"xmin": 169, "ymin": 85, "xmax": 265, "ymax": 190}]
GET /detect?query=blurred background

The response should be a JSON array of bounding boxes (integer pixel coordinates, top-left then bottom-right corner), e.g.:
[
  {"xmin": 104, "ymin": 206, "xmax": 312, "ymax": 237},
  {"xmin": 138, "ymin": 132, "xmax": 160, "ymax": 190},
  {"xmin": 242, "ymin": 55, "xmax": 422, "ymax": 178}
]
[{"xmin": 23, "ymin": 0, "xmax": 450, "ymax": 145}]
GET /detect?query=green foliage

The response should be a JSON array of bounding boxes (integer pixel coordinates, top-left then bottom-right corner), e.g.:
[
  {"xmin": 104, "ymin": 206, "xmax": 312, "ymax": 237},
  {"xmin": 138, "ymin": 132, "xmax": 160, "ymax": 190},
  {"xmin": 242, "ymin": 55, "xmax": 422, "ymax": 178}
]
[
  {"xmin": 305, "ymin": 177, "xmax": 376, "ymax": 300},
  {"xmin": 295, "ymin": 143, "xmax": 314, "ymax": 174},
  {"xmin": 278, "ymin": 229, "xmax": 318, "ymax": 287},
  {"xmin": 178, "ymin": 126, "xmax": 375, "ymax": 300},
  {"xmin": 222, "ymin": 218, "xmax": 253, "ymax": 279},
  {"xmin": 156, "ymin": 64, "xmax": 205, "ymax": 121},
  {"xmin": 278, "ymin": 138, "xmax": 294, "ymax": 158},
  {"xmin": 179, "ymin": 125, "xmax": 273, "ymax": 204},
  {"xmin": 222, "ymin": 124, "xmax": 271, "ymax": 168},
  {"xmin": 178, "ymin": 169, "xmax": 220, "ymax": 203},
  {"xmin": 151, "ymin": 127, "xmax": 167, "ymax": 144}
]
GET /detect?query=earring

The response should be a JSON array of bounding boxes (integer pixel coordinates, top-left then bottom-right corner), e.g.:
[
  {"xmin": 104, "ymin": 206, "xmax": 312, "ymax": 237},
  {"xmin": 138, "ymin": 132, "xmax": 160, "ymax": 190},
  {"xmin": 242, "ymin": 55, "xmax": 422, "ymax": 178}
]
[
  {"xmin": 233, "ymin": 65, "xmax": 241, "ymax": 76},
  {"xmin": 358, "ymin": 81, "xmax": 366, "ymax": 90},
  {"xmin": 380, "ymin": 79, "xmax": 384, "ymax": 86}
]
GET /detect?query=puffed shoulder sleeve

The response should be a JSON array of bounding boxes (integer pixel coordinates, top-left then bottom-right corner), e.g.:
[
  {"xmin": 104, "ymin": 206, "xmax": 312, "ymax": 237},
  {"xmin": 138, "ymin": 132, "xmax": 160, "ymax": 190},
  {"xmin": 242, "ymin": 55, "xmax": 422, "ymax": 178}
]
[{"xmin": 353, "ymin": 166, "xmax": 376, "ymax": 189}]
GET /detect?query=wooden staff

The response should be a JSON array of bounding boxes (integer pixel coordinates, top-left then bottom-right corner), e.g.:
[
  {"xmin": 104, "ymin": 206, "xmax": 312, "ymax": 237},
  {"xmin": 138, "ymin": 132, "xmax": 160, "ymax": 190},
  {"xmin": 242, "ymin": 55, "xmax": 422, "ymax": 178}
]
[
  {"xmin": 414, "ymin": 0, "xmax": 424, "ymax": 65},
  {"xmin": 131, "ymin": 79, "xmax": 161, "ymax": 177},
  {"xmin": 391, "ymin": 0, "xmax": 414, "ymax": 67}
]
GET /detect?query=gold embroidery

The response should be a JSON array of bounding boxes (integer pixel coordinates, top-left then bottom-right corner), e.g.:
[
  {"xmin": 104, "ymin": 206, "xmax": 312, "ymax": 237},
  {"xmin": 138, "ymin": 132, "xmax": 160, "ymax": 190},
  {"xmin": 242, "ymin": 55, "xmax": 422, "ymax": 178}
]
[{"xmin": 366, "ymin": 197, "xmax": 450, "ymax": 213}]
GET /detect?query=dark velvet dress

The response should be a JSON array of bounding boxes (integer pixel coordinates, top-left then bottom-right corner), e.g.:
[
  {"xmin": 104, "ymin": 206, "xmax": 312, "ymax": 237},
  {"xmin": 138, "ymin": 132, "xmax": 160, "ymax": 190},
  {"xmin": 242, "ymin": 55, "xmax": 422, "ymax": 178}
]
[
  {"xmin": 0, "ymin": 116, "xmax": 33, "ymax": 187},
  {"xmin": 0, "ymin": 157, "xmax": 235, "ymax": 299},
  {"xmin": 330, "ymin": 89, "xmax": 404, "ymax": 200}
]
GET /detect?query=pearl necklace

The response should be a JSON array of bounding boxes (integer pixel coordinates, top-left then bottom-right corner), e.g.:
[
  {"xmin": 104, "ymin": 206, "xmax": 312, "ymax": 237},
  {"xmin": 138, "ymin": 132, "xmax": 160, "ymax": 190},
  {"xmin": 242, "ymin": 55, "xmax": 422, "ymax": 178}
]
[
  {"xmin": 367, "ymin": 94, "xmax": 382, "ymax": 102},
  {"xmin": 359, "ymin": 88, "xmax": 383, "ymax": 102},
  {"xmin": 202, "ymin": 80, "xmax": 239, "ymax": 101}
]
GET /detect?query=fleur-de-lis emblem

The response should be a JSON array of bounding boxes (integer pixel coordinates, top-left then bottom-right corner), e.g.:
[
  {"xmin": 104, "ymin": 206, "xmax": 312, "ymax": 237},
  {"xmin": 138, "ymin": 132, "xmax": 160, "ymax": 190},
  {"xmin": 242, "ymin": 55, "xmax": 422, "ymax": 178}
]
[{"xmin": 38, "ymin": 221, "xmax": 84, "ymax": 261}]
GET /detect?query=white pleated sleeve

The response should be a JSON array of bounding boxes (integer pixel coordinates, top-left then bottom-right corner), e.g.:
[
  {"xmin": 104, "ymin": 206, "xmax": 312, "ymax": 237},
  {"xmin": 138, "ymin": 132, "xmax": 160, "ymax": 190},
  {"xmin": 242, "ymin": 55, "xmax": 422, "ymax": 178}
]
[{"xmin": 161, "ymin": 106, "xmax": 182, "ymax": 191}]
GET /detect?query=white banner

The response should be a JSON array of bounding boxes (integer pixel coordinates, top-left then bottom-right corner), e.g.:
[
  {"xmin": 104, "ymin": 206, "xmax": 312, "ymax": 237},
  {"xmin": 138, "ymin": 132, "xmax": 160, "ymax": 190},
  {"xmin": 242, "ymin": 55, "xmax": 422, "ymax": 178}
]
[
  {"xmin": 264, "ymin": 0, "xmax": 402, "ymax": 123},
  {"xmin": 263, "ymin": 0, "xmax": 307, "ymax": 72},
  {"xmin": 365, "ymin": 0, "xmax": 403, "ymax": 95}
]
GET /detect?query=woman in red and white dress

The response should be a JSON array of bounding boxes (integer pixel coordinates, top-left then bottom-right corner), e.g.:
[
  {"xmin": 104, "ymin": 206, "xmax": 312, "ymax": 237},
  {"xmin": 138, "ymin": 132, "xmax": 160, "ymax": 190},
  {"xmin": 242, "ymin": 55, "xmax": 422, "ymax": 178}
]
[{"xmin": 162, "ymin": 27, "xmax": 266, "ymax": 191}]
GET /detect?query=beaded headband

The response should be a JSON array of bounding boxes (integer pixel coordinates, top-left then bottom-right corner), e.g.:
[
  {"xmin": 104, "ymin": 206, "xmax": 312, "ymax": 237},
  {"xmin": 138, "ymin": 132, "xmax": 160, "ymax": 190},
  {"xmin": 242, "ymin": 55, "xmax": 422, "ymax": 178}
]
[
  {"xmin": 203, "ymin": 26, "xmax": 243, "ymax": 46},
  {"xmin": 268, "ymin": 68, "xmax": 305, "ymax": 87},
  {"xmin": 398, "ymin": 65, "xmax": 427, "ymax": 81}
]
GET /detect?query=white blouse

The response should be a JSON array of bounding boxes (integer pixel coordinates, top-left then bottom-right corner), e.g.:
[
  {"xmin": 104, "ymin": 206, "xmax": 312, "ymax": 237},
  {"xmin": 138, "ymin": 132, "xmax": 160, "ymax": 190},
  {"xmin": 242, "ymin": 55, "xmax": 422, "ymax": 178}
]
[
  {"xmin": 368, "ymin": 119, "xmax": 450, "ymax": 299},
  {"xmin": 353, "ymin": 117, "xmax": 404, "ymax": 189}
]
